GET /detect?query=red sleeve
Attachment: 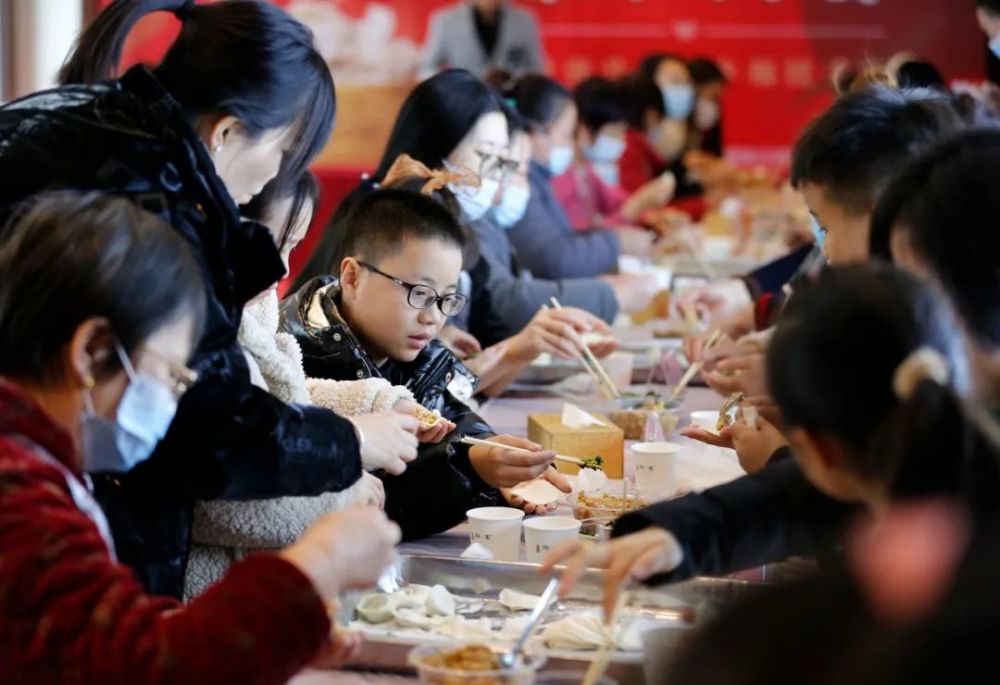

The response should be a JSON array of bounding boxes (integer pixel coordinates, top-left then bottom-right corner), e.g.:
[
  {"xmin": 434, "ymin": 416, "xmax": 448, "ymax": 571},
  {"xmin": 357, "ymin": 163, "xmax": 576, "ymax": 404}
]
[
  {"xmin": 0, "ymin": 444, "xmax": 330, "ymax": 685},
  {"xmin": 619, "ymin": 131, "xmax": 653, "ymax": 192}
]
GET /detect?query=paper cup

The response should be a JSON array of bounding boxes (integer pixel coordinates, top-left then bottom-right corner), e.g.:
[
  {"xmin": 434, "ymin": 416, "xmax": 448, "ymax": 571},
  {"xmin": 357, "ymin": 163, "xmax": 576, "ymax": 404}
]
[
  {"xmin": 523, "ymin": 516, "xmax": 582, "ymax": 563},
  {"xmin": 689, "ymin": 410, "xmax": 719, "ymax": 432},
  {"xmin": 466, "ymin": 507, "xmax": 525, "ymax": 561},
  {"xmin": 630, "ymin": 441, "xmax": 681, "ymax": 496},
  {"xmin": 602, "ymin": 352, "xmax": 635, "ymax": 388}
]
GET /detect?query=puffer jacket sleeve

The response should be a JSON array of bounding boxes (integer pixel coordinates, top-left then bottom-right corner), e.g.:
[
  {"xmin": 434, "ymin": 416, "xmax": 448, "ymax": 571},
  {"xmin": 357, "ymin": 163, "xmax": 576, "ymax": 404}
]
[{"xmin": 381, "ymin": 389, "xmax": 501, "ymax": 541}]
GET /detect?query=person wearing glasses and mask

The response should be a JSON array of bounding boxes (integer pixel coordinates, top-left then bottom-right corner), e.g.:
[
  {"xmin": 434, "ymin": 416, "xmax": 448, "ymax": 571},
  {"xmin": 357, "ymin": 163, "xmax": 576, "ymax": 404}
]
[{"xmin": 282, "ymin": 180, "xmax": 572, "ymax": 539}]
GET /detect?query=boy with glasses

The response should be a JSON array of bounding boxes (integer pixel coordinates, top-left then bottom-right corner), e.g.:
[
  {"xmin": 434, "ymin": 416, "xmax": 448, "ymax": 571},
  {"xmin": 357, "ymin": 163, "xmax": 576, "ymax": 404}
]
[{"xmin": 281, "ymin": 186, "xmax": 569, "ymax": 540}]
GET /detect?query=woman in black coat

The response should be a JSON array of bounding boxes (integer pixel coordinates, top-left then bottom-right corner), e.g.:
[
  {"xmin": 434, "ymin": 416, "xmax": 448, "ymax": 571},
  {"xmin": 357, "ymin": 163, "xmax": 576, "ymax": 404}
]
[{"xmin": 0, "ymin": 0, "xmax": 412, "ymax": 598}]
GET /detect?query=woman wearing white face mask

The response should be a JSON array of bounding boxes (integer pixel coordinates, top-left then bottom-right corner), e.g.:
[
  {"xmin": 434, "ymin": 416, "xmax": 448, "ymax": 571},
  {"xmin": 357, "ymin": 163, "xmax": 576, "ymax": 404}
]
[
  {"xmin": 0, "ymin": 192, "xmax": 400, "ymax": 683},
  {"xmin": 552, "ymin": 76, "xmax": 676, "ymax": 234},
  {"xmin": 499, "ymin": 73, "xmax": 660, "ymax": 283},
  {"xmin": 688, "ymin": 58, "xmax": 727, "ymax": 157}
]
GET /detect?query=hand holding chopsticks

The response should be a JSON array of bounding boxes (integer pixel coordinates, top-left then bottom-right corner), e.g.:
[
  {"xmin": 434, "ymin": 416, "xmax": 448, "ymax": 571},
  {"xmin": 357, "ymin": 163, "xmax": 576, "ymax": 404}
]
[
  {"xmin": 548, "ymin": 298, "xmax": 621, "ymax": 400},
  {"xmin": 671, "ymin": 328, "xmax": 723, "ymax": 400},
  {"xmin": 460, "ymin": 436, "xmax": 585, "ymax": 468}
]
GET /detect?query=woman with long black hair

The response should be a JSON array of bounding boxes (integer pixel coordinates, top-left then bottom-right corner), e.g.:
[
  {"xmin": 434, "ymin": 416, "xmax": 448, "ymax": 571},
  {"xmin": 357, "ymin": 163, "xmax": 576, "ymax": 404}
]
[{"xmin": 0, "ymin": 0, "xmax": 419, "ymax": 598}]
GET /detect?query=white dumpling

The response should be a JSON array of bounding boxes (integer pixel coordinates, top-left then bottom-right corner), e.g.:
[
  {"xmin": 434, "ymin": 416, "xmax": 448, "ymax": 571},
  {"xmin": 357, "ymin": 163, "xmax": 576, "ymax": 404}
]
[
  {"xmin": 434, "ymin": 615, "xmax": 495, "ymax": 641},
  {"xmin": 426, "ymin": 584, "xmax": 456, "ymax": 617},
  {"xmin": 394, "ymin": 607, "xmax": 435, "ymax": 629},
  {"xmin": 541, "ymin": 613, "xmax": 607, "ymax": 650},
  {"xmin": 388, "ymin": 584, "xmax": 431, "ymax": 611},
  {"xmin": 499, "ymin": 588, "xmax": 542, "ymax": 611},
  {"xmin": 355, "ymin": 593, "xmax": 394, "ymax": 624}
]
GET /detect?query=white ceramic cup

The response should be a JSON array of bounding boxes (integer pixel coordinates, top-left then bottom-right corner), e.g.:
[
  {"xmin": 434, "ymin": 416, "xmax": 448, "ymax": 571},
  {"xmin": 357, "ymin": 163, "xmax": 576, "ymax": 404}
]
[
  {"xmin": 602, "ymin": 352, "xmax": 636, "ymax": 389},
  {"xmin": 523, "ymin": 516, "xmax": 583, "ymax": 563},
  {"xmin": 466, "ymin": 507, "xmax": 525, "ymax": 561},
  {"xmin": 630, "ymin": 441, "xmax": 681, "ymax": 495},
  {"xmin": 689, "ymin": 410, "xmax": 719, "ymax": 432}
]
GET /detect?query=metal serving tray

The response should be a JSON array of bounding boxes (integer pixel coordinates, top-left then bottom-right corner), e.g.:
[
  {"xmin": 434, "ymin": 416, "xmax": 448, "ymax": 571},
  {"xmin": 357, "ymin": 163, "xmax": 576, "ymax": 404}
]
[{"xmin": 337, "ymin": 554, "xmax": 753, "ymax": 684}]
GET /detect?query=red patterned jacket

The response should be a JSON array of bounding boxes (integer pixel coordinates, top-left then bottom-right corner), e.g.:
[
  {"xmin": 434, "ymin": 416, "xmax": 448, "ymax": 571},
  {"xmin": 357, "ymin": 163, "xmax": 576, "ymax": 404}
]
[{"xmin": 0, "ymin": 379, "xmax": 330, "ymax": 684}]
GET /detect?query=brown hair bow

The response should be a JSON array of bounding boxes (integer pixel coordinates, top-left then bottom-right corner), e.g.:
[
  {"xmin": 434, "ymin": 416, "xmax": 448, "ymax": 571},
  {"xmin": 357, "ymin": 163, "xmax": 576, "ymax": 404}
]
[{"xmin": 381, "ymin": 154, "xmax": 481, "ymax": 195}]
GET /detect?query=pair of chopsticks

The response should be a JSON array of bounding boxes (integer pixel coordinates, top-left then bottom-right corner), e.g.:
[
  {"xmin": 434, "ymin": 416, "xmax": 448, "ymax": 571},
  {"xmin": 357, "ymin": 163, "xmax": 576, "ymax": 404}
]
[
  {"xmin": 671, "ymin": 328, "xmax": 723, "ymax": 400},
  {"xmin": 582, "ymin": 590, "xmax": 631, "ymax": 685},
  {"xmin": 459, "ymin": 436, "xmax": 585, "ymax": 467},
  {"xmin": 548, "ymin": 297, "xmax": 621, "ymax": 400}
]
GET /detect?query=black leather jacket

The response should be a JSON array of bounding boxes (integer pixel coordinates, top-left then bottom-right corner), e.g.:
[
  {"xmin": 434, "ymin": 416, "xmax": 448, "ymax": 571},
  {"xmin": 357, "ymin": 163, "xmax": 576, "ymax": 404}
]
[
  {"xmin": 281, "ymin": 277, "xmax": 502, "ymax": 539},
  {"xmin": 0, "ymin": 67, "xmax": 362, "ymax": 597}
]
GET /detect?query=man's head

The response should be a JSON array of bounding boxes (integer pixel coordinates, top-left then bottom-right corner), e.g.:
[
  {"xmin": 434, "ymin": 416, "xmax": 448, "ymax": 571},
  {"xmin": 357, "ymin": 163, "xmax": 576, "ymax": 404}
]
[
  {"xmin": 871, "ymin": 128, "xmax": 1000, "ymax": 350},
  {"xmin": 791, "ymin": 86, "xmax": 965, "ymax": 265},
  {"xmin": 338, "ymin": 188, "xmax": 467, "ymax": 363}
]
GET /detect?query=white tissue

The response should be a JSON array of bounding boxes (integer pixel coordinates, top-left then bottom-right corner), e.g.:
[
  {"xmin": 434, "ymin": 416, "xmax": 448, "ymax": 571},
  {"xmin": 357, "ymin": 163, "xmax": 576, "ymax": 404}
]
[
  {"xmin": 460, "ymin": 542, "xmax": 494, "ymax": 561},
  {"xmin": 575, "ymin": 468, "xmax": 609, "ymax": 495},
  {"xmin": 561, "ymin": 403, "xmax": 607, "ymax": 428}
]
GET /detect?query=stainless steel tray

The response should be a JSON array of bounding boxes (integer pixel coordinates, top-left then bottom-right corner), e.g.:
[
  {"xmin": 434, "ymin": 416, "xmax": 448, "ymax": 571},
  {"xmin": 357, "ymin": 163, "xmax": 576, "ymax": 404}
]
[{"xmin": 338, "ymin": 554, "xmax": 753, "ymax": 683}]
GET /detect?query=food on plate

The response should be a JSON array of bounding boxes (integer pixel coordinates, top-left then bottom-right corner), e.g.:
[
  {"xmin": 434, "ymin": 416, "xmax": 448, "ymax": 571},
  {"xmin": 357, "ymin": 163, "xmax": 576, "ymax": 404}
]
[
  {"xmin": 356, "ymin": 593, "xmax": 394, "ymax": 624},
  {"xmin": 541, "ymin": 612, "xmax": 643, "ymax": 651},
  {"xmin": 630, "ymin": 289, "xmax": 671, "ymax": 325},
  {"xmin": 573, "ymin": 492, "xmax": 646, "ymax": 520},
  {"xmin": 416, "ymin": 405, "xmax": 443, "ymax": 427},
  {"xmin": 415, "ymin": 643, "xmax": 501, "ymax": 671},
  {"xmin": 609, "ymin": 409, "xmax": 679, "ymax": 440},
  {"xmin": 427, "ymin": 584, "xmax": 457, "ymax": 617},
  {"xmin": 498, "ymin": 588, "xmax": 542, "ymax": 612},
  {"xmin": 717, "ymin": 392, "xmax": 745, "ymax": 432},
  {"xmin": 652, "ymin": 318, "xmax": 700, "ymax": 339}
]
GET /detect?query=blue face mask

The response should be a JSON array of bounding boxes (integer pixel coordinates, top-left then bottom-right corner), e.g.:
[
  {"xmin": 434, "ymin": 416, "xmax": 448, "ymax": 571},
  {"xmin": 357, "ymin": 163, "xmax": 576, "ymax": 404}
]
[
  {"xmin": 592, "ymin": 161, "xmax": 621, "ymax": 188},
  {"xmin": 991, "ymin": 34, "xmax": 1000, "ymax": 59},
  {"xmin": 585, "ymin": 134, "xmax": 626, "ymax": 164},
  {"xmin": 547, "ymin": 145, "xmax": 574, "ymax": 176},
  {"xmin": 810, "ymin": 215, "xmax": 826, "ymax": 248},
  {"xmin": 81, "ymin": 344, "xmax": 179, "ymax": 473},
  {"xmin": 493, "ymin": 184, "xmax": 530, "ymax": 229},
  {"xmin": 662, "ymin": 84, "xmax": 695, "ymax": 119}
]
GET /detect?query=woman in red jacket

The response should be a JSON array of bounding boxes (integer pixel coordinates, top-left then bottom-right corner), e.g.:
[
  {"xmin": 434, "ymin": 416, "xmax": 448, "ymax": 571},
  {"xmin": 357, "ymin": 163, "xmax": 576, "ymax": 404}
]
[{"xmin": 0, "ymin": 192, "xmax": 400, "ymax": 684}]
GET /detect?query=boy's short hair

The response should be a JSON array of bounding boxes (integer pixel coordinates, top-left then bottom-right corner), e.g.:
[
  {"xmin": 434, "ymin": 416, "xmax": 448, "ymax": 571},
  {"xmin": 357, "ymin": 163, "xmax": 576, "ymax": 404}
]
[
  {"xmin": 339, "ymin": 186, "xmax": 466, "ymax": 264},
  {"xmin": 790, "ymin": 86, "xmax": 966, "ymax": 216},
  {"xmin": 574, "ymin": 77, "xmax": 627, "ymax": 133},
  {"xmin": 978, "ymin": 0, "xmax": 1000, "ymax": 15}
]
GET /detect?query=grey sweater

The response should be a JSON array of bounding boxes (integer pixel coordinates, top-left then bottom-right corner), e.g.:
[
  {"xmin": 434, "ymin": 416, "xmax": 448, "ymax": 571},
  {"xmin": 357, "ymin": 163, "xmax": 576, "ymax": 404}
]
[
  {"xmin": 463, "ymin": 215, "xmax": 619, "ymax": 347},
  {"xmin": 505, "ymin": 161, "xmax": 621, "ymax": 280}
]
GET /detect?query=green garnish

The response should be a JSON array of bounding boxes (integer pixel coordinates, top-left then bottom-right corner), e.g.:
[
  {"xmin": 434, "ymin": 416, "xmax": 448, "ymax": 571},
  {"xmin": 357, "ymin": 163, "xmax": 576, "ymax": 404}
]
[{"xmin": 581, "ymin": 455, "xmax": 604, "ymax": 470}]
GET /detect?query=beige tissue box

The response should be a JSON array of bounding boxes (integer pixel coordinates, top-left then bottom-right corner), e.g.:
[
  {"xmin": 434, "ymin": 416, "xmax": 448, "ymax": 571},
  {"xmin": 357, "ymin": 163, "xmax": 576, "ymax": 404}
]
[{"xmin": 527, "ymin": 413, "xmax": 625, "ymax": 479}]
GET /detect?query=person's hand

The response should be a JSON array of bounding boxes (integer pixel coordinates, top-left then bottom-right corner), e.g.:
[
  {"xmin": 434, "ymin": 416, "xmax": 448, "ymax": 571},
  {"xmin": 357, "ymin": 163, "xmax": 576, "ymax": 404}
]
[
  {"xmin": 602, "ymin": 272, "xmax": 661, "ymax": 313},
  {"xmin": 310, "ymin": 628, "xmax": 365, "ymax": 670},
  {"xmin": 540, "ymin": 528, "xmax": 684, "ymax": 621},
  {"xmin": 680, "ymin": 425, "xmax": 734, "ymax": 449},
  {"xmin": 468, "ymin": 434, "xmax": 557, "ymax": 488},
  {"xmin": 704, "ymin": 353, "xmax": 768, "ymax": 398},
  {"xmin": 462, "ymin": 343, "xmax": 509, "ymax": 379},
  {"xmin": 585, "ymin": 334, "xmax": 618, "ymax": 359},
  {"xmin": 730, "ymin": 415, "xmax": 788, "ymax": 474},
  {"xmin": 503, "ymin": 468, "xmax": 573, "ymax": 515},
  {"xmin": 507, "ymin": 307, "xmax": 613, "ymax": 362},
  {"xmin": 631, "ymin": 172, "xmax": 677, "ymax": 215},
  {"xmin": 438, "ymin": 325, "xmax": 482, "ymax": 359},
  {"xmin": 393, "ymin": 400, "xmax": 456, "ymax": 444},
  {"xmin": 350, "ymin": 411, "xmax": 419, "ymax": 475},
  {"xmin": 742, "ymin": 395, "xmax": 782, "ymax": 426},
  {"xmin": 615, "ymin": 226, "xmax": 657, "ymax": 257},
  {"xmin": 280, "ymin": 506, "xmax": 401, "ymax": 601}
]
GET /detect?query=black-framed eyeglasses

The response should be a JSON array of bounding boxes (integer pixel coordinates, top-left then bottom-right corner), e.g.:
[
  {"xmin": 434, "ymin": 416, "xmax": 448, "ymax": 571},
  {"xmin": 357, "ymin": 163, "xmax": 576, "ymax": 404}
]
[
  {"xmin": 473, "ymin": 149, "xmax": 520, "ymax": 182},
  {"xmin": 359, "ymin": 262, "xmax": 469, "ymax": 317}
]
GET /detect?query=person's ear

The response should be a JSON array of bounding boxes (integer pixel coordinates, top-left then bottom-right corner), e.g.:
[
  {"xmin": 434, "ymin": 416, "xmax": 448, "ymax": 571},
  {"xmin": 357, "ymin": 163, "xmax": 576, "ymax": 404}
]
[
  {"xmin": 200, "ymin": 114, "xmax": 242, "ymax": 155},
  {"xmin": 67, "ymin": 317, "xmax": 115, "ymax": 389},
  {"xmin": 339, "ymin": 257, "xmax": 363, "ymax": 297},
  {"xmin": 643, "ymin": 108, "xmax": 659, "ymax": 130},
  {"xmin": 792, "ymin": 427, "xmax": 846, "ymax": 470}
]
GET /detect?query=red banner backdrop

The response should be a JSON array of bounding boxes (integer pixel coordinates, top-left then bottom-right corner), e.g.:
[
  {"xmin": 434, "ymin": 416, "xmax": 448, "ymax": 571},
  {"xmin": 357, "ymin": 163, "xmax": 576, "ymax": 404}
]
[{"xmin": 110, "ymin": 0, "xmax": 984, "ymax": 165}]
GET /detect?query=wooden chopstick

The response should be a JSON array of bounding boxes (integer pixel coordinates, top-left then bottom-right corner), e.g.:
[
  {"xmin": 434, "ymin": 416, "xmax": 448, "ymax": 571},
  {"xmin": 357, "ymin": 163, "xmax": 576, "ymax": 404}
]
[
  {"xmin": 671, "ymin": 329, "xmax": 723, "ymax": 400},
  {"xmin": 459, "ymin": 436, "xmax": 584, "ymax": 467},
  {"xmin": 582, "ymin": 590, "xmax": 630, "ymax": 685},
  {"xmin": 549, "ymin": 298, "xmax": 621, "ymax": 399}
]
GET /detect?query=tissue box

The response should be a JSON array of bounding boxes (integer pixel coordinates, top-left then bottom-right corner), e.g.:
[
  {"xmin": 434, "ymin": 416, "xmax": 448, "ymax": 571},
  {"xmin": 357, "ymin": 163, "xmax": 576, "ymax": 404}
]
[{"xmin": 527, "ymin": 413, "xmax": 625, "ymax": 479}]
